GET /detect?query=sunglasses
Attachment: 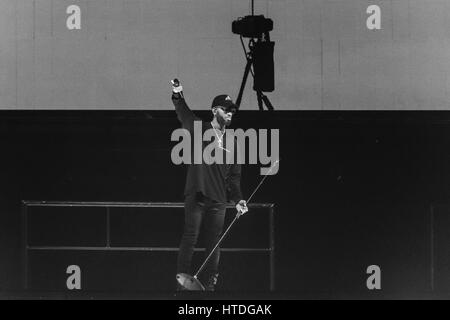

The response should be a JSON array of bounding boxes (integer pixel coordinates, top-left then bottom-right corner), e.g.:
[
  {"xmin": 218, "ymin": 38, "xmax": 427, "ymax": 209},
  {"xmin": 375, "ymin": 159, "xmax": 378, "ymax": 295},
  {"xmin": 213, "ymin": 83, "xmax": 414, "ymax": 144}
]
[{"xmin": 216, "ymin": 106, "xmax": 237, "ymax": 115}]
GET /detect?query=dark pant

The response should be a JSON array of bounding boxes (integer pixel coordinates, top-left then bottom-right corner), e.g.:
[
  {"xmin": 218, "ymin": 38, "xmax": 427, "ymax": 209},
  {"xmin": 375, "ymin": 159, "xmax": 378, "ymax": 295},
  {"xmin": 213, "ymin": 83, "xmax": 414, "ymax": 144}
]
[{"xmin": 177, "ymin": 193, "xmax": 226, "ymax": 278}]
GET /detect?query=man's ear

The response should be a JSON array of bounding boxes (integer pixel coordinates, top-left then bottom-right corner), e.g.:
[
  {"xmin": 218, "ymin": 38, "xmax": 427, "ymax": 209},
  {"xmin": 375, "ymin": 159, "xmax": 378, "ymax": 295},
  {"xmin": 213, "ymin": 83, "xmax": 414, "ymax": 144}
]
[{"xmin": 212, "ymin": 107, "xmax": 217, "ymax": 116}]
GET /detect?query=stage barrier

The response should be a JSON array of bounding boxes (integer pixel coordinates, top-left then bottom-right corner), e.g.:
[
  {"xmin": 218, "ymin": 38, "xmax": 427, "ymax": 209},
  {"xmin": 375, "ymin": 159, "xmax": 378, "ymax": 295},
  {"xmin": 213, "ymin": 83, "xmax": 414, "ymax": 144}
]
[{"xmin": 21, "ymin": 201, "xmax": 275, "ymax": 292}]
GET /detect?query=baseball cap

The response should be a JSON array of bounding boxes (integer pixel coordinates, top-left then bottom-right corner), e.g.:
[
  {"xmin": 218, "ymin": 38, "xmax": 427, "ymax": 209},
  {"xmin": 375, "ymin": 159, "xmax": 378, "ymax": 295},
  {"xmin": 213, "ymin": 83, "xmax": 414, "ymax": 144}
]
[{"xmin": 211, "ymin": 94, "xmax": 238, "ymax": 113}]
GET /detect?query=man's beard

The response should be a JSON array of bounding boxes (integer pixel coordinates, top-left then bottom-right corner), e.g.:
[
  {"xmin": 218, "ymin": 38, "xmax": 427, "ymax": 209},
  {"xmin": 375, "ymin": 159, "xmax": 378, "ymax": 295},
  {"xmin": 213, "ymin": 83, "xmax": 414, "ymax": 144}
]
[{"xmin": 219, "ymin": 116, "xmax": 231, "ymax": 127}]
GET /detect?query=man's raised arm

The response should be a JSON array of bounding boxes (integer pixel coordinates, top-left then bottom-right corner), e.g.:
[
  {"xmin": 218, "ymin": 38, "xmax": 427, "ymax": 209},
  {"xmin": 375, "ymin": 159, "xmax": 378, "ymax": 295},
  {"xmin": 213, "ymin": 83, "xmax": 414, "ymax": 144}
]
[{"xmin": 171, "ymin": 79, "xmax": 199, "ymax": 131}]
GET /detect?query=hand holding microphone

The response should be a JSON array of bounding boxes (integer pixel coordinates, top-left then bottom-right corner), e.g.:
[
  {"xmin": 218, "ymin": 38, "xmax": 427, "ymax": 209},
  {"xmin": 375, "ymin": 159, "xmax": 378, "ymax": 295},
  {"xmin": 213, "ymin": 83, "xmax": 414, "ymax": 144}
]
[{"xmin": 171, "ymin": 78, "xmax": 184, "ymax": 98}]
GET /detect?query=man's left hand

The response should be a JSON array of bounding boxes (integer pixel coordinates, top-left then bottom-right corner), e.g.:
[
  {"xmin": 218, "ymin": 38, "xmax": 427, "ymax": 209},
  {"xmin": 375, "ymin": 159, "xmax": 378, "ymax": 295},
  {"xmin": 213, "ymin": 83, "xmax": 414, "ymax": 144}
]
[{"xmin": 236, "ymin": 200, "xmax": 248, "ymax": 216}]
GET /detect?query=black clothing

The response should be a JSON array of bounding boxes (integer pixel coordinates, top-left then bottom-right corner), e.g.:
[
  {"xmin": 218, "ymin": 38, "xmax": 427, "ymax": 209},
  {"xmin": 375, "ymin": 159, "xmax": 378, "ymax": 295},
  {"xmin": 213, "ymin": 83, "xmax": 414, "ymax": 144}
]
[
  {"xmin": 176, "ymin": 192, "xmax": 226, "ymax": 278},
  {"xmin": 172, "ymin": 93, "xmax": 243, "ymax": 204}
]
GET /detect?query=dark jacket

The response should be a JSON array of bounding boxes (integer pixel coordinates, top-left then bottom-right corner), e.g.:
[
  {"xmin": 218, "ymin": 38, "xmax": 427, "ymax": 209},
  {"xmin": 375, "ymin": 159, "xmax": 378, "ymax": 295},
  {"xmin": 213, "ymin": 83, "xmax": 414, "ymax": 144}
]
[{"xmin": 172, "ymin": 93, "xmax": 243, "ymax": 204}]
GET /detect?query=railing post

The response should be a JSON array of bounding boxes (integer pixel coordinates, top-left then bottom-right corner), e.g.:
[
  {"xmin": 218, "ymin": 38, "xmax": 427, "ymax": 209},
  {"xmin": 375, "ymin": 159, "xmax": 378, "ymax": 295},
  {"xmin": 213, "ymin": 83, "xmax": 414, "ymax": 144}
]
[
  {"xmin": 106, "ymin": 206, "xmax": 111, "ymax": 248},
  {"xmin": 21, "ymin": 201, "xmax": 28, "ymax": 290},
  {"xmin": 269, "ymin": 205, "xmax": 275, "ymax": 291},
  {"xmin": 430, "ymin": 204, "xmax": 434, "ymax": 292}
]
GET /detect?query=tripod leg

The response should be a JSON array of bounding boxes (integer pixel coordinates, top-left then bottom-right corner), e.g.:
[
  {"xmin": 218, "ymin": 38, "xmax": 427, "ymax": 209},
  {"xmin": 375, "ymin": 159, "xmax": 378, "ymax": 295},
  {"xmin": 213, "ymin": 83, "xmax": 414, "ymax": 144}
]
[
  {"xmin": 262, "ymin": 93, "xmax": 275, "ymax": 111},
  {"xmin": 256, "ymin": 91, "xmax": 275, "ymax": 111},
  {"xmin": 236, "ymin": 58, "xmax": 253, "ymax": 108},
  {"xmin": 256, "ymin": 91, "xmax": 264, "ymax": 111}
]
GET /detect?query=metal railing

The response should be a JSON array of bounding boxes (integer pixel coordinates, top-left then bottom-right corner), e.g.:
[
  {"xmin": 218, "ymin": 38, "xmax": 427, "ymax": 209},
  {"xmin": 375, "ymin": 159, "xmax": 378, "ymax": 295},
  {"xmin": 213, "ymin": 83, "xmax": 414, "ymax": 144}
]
[{"xmin": 21, "ymin": 201, "xmax": 275, "ymax": 291}]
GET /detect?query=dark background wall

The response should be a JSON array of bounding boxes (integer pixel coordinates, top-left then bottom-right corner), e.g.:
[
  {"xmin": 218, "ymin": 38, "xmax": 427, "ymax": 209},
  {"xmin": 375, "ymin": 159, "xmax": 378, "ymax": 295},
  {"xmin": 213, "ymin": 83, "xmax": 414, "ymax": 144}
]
[{"xmin": 1, "ymin": 111, "xmax": 450, "ymax": 298}]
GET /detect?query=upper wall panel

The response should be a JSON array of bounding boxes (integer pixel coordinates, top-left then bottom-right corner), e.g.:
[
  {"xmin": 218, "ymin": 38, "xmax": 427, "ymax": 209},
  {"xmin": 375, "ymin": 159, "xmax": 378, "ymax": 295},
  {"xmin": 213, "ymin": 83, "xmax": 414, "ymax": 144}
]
[{"xmin": 1, "ymin": 0, "xmax": 449, "ymax": 110}]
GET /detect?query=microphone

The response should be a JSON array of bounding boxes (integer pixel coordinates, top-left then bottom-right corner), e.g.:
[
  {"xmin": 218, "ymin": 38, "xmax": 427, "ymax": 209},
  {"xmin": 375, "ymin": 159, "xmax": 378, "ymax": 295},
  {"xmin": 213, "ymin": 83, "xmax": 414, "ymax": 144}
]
[{"xmin": 171, "ymin": 78, "xmax": 180, "ymax": 87}]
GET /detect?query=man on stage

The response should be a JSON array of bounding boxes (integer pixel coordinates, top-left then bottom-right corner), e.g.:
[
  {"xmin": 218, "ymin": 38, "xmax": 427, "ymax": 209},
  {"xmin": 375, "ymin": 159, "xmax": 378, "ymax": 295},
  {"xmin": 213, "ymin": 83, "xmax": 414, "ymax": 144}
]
[{"xmin": 171, "ymin": 80, "xmax": 248, "ymax": 291}]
